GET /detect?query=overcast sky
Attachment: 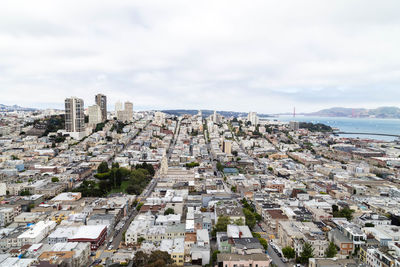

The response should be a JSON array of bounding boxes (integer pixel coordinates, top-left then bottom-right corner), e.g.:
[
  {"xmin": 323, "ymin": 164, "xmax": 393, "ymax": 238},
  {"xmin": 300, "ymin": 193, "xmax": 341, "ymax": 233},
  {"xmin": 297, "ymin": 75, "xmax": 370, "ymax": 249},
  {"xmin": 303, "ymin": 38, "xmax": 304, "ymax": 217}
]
[{"xmin": 1, "ymin": 0, "xmax": 400, "ymax": 113}]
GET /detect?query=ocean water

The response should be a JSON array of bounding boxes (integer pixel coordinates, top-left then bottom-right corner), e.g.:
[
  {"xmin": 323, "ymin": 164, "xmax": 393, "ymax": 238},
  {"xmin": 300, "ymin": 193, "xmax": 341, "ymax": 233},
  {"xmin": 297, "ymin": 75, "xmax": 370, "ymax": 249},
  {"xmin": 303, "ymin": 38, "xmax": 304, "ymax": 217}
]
[{"xmin": 268, "ymin": 115, "xmax": 400, "ymax": 142}]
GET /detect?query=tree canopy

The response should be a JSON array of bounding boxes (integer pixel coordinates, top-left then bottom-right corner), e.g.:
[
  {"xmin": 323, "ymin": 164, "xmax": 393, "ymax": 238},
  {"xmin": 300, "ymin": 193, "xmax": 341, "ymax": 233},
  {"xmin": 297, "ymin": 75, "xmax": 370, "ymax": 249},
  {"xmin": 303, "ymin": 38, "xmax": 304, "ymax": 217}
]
[
  {"xmin": 325, "ymin": 242, "xmax": 337, "ymax": 258},
  {"xmin": 164, "ymin": 208, "xmax": 175, "ymax": 215},
  {"xmin": 282, "ymin": 246, "xmax": 295, "ymax": 259},
  {"xmin": 97, "ymin": 161, "xmax": 109, "ymax": 173},
  {"xmin": 299, "ymin": 242, "xmax": 314, "ymax": 264}
]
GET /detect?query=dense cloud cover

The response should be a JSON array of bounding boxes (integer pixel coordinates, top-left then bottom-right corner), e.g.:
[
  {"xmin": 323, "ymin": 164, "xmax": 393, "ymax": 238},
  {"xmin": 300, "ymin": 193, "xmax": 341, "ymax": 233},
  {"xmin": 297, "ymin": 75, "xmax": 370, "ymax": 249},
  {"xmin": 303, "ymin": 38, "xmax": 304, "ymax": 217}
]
[{"xmin": 1, "ymin": 0, "xmax": 400, "ymax": 112}]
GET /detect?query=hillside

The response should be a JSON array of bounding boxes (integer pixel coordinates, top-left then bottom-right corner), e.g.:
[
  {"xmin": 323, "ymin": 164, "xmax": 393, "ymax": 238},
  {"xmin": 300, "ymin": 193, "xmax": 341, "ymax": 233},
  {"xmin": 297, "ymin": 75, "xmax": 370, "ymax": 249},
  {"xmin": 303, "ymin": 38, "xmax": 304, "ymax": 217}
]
[{"xmin": 307, "ymin": 106, "xmax": 400, "ymax": 118}]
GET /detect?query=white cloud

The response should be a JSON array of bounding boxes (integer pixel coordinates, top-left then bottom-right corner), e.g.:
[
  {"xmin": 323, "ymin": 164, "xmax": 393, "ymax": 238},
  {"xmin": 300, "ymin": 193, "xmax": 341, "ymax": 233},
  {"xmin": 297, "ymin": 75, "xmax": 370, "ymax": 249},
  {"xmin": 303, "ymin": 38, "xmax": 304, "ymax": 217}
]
[{"xmin": 0, "ymin": 0, "xmax": 400, "ymax": 113}]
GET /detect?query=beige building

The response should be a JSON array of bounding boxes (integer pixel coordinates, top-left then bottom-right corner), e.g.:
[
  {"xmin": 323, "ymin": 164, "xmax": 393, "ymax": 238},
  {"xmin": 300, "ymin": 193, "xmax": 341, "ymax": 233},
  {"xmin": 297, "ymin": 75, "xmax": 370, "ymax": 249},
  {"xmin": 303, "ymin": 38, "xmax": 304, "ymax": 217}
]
[
  {"xmin": 117, "ymin": 101, "xmax": 133, "ymax": 122},
  {"xmin": 65, "ymin": 97, "xmax": 85, "ymax": 133},
  {"xmin": 88, "ymin": 104, "xmax": 102, "ymax": 127},
  {"xmin": 223, "ymin": 140, "xmax": 232, "ymax": 155},
  {"xmin": 278, "ymin": 221, "xmax": 329, "ymax": 258},
  {"xmin": 95, "ymin": 93, "xmax": 107, "ymax": 122},
  {"xmin": 0, "ymin": 207, "xmax": 15, "ymax": 226}
]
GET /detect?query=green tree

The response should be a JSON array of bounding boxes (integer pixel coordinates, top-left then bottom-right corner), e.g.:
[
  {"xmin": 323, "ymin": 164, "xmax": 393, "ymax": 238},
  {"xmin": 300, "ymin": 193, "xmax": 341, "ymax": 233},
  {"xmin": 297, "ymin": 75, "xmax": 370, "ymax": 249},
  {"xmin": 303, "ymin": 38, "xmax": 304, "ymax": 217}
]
[
  {"xmin": 332, "ymin": 204, "xmax": 339, "ymax": 213},
  {"xmin": 97, "ymin": 161, "xmax": 109, "ymax": 173},
  {"xmin": 212, "ymin": 216, "xmax": 231, "ymax": 236},
  {"xmin": 282, "ymin": 246, "xmax": 296, "ymax": 259},
  {"xmin": 333, "ymin": 207, "xmax": 354, "ymax": 221},
  {"xmin": 211, "ymin": 250, "xmax": 220, "ymax": 264},
  {"xmin": 234, "ymin": 218, "xmax": 245, "ymax": 225},
  {"xmin": 243, "ymin": 208, "xmax": 256, "ymax": 229},
  {"xmin": 51, "ymin": 177, "xmax": 59, "ymax": 182},
  {"xmin": 112, "ymin": 162, "xmax": 120, "ymax": 169},
  {"xmin": 299, "ymin": 242, "xmax": 314, "ymax": 264},
  {"xmin": 99, "ymin": 180, "xmax": 110, "ymax": 193},
  {"xmin": 185, "ymin": 162, "xmax": 200, "ymax": 168},
  {"xmin": 126, "ymin": 184, "xmax": 142, "ymax": 195},
  {"xmin": 259, "ymin": 238, "xmax": 268, "ymax": 250},
  {"xmin": 231, "ymin": 186, "xmax": 237, "ymax": 193},
  {"xmin": 365, "ymin": 223, "xmax": 374, "ymax": 227},
  {"xmin": 19, "ymin": 189, "xmax": 31, "ymax": 196},
  {"xmin": 136, "ymin": 202, "xmax": 144, "ymax": 211},
  {"xmin": 94, "ymin": 172, "xmax": 110, "ymax": 180},
  {"xmin": 216, "ymin": 162, "xmax": 224, "ymax": 172},
  {"xmin": 164, "ymin": 208, "xmax": 175, "ymax": 215},
  {"xmin": 122, "ymin": 230, "xmax": 126, "ymax": 242},
  {"xmin": 325, "ymin": 242, "xmax": 337, "ymax": 258},
  {"xmin": 132, "ymin": 251, "xmax": 148, "ymax": 267},
  {"xmin": 147, "ymin": 250, "xmax": 173, "ymax": 265}
]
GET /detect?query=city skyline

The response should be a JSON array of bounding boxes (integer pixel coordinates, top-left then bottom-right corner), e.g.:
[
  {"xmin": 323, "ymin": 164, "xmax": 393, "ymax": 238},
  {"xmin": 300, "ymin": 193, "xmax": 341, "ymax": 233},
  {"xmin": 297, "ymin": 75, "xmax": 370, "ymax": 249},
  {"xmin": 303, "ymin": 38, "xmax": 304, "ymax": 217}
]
[{"xmin": 1, "ymin": 1, "xmax": 400, "ymax": 113}]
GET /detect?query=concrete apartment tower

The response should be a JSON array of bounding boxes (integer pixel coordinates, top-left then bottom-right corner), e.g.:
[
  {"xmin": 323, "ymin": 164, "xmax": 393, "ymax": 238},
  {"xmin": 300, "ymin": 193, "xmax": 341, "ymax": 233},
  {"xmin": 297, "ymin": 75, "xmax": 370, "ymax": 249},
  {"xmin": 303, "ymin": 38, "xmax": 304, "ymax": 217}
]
[
  {"xmin": 88, "ymin": 105, "xmax": 102, "ymax": 126},
  {"xmin": 65, "ymin": 97, "xmax": 85, "ymax": 132},
  {"xmin": 124, "ymin": 101, "xmax": 133, "ymax": 122},
  {"xmin": 95, "ymin": 94, "xmax": 107, "ymax": 121}
]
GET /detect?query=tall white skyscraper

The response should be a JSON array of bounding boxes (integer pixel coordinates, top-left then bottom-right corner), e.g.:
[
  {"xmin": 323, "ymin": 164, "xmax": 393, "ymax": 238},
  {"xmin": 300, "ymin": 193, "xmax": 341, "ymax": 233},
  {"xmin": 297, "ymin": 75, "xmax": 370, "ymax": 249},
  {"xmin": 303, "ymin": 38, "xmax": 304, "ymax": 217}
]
[
  {"xmin": 115, "ymin": 101, "xmax": 123, "ymax": 113},
  {"xmin": 247, "ymin": 112, "xmax": 259, "ymax": 125}
]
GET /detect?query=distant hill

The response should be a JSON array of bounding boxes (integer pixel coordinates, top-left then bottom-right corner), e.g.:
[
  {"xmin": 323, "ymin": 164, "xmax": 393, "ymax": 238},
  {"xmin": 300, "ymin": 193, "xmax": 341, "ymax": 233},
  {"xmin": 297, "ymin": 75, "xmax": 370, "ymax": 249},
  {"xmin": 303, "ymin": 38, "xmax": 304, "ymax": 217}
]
[
  {"xmin": 0, "ymin": 104, "xmax": 37, "ymax": 112},
  {"xmin": 307, "ymin": 106, "xmax": 400, "ymax": 118},
  {"xmin": 161, "ymin": 109, "xmax": 272, "ymax": 118}
]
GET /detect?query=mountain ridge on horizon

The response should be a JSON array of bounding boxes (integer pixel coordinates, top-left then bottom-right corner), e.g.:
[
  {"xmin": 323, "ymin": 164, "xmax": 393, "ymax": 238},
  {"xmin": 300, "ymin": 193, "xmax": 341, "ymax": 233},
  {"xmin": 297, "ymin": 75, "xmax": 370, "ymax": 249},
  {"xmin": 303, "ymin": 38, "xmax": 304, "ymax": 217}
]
[
  {"xmin": 2, "ymin": 103, "xmax": 400, "ymax": 119},
  {"xmin": 301, "ymin": 106, "xmax": 400, "ymax": 119}
]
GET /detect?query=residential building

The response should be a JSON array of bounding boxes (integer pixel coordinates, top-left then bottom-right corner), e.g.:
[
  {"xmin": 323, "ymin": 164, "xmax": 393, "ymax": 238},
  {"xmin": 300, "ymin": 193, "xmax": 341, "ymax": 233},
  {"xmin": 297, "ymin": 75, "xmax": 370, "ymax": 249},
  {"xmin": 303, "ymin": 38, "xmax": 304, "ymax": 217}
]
[
  {"xmin": 88, "ymin": 104, "xmax": 102, "ymax": 126},
  {"xmin": 95, "ymin": 93, "xmax": 107, "ymax": 121}
]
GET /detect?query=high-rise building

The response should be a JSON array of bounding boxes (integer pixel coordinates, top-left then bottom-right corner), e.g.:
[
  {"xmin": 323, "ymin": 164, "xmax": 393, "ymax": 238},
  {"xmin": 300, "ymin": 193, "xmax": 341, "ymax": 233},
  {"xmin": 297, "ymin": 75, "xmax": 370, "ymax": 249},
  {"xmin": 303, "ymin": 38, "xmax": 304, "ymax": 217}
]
[
  {"xmin": 154, "ymin": 111, "xmax": 166, "ymax": 126},
  {"xmin": 124, "ymin": 101, "xmax": 133, "ymax": 121},
  {"xmin": 289, "ymin": 121, "xmax": 300, "ymax": 131},
  {"xmin": 95, "ymin": 94, "xmax": 107, "ymax": 121},
  {"xmin": 88, "ymin": 105, "xmax": 102, "ymax": 126},
  {"xmin": 247, "ymin": 112, "xmax": 259, "ymax": 125},
  {"xmin": 223, "ymin": 140, "xmax": 232, "ymax": 155},
  {"xmin": 117, "ymin": 101, "xmax": 133, "ymax": 122},
  {"xmin": 212, "ymin": 110, "xmax": 221, "ymax": 124},
  {"xmin": 115, "ymin": 101, "xmax": 123, "ymax": 113},
  {"xmin": 65, "ymin": 97, "xmax": 85, "ymax": 133}
]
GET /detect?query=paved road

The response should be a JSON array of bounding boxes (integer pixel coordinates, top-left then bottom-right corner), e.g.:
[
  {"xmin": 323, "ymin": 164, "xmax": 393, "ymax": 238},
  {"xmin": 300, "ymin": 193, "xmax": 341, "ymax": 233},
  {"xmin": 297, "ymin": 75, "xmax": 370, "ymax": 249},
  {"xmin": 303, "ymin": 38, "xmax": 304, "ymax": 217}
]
[
  {"xmin": 267, "ymin": 245, "xmax": 290, "ymax": 267},
  {"xmin": 112, "ymin": 208, "xmax": 138, "ymax": 248}
]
